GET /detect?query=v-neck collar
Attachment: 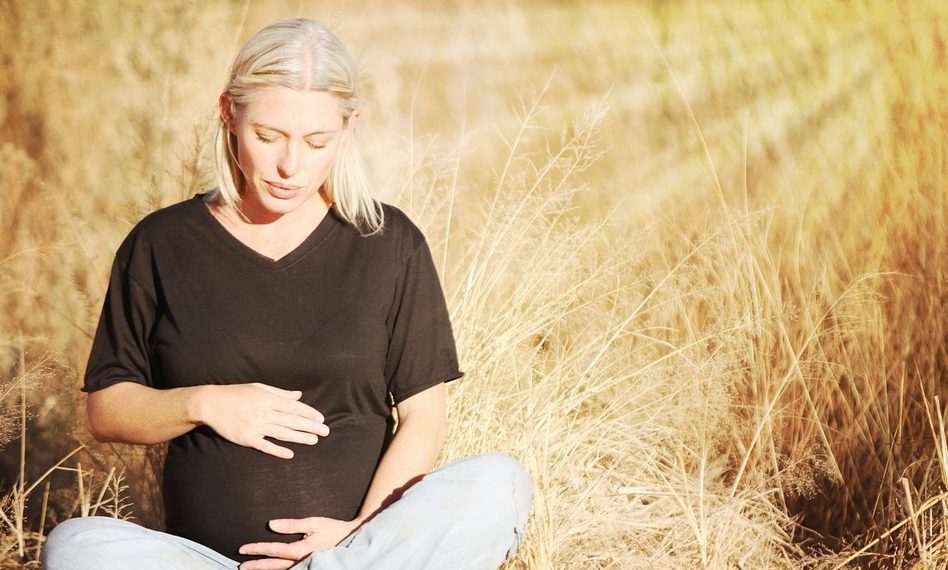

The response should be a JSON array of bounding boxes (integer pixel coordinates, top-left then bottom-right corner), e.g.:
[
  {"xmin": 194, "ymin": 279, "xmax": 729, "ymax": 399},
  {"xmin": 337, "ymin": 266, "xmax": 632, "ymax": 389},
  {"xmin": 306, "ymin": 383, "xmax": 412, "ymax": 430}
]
[{"xmin": 194, "ymin": 193, "xmax": 340, "ymax": 270}]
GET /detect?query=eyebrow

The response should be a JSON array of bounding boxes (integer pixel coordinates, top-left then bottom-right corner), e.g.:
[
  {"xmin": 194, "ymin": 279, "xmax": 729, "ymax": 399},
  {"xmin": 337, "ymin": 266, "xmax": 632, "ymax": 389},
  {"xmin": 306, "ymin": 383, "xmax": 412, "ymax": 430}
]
[{"xmin": 251, "ymin": 122, "xmax": 339, "ymax": 137}]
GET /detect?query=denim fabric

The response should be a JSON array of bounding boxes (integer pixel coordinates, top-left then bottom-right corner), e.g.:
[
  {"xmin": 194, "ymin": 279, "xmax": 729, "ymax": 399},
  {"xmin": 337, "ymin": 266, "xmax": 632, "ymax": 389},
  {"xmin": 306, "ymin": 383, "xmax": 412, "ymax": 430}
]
[{"xmin": 42, "ymin": 454, "xmax": 532, "ymax": 570}]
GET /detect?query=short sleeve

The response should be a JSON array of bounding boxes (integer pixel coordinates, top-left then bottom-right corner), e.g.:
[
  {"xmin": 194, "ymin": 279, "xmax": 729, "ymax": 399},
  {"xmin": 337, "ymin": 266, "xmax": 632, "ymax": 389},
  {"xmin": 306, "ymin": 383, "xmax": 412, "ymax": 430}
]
[
  {"xmin": 83, "ymin": 247, "xmax": 158, "ymax": 393},
  {"xmin": 384, "ymin": 239, "xmax": 464, "ymax": 404}
]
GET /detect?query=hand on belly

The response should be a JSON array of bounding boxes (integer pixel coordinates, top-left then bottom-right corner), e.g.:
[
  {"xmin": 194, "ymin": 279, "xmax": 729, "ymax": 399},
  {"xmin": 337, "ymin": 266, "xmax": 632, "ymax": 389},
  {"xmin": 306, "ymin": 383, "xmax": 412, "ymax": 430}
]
[
  {"xmin": 237, "ymin": 516, "xmax": 363, "ymax": 569},
  {"xmin": 196, "ymin": 382, "xmax": 330, "ymax": 459}
]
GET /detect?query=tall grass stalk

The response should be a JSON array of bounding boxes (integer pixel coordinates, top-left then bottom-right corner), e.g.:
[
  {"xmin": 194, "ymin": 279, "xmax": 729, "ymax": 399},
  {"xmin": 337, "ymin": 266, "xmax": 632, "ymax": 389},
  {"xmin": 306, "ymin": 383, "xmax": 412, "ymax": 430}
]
[{"xmin": 0, "ymin": 339, "xmax": 126, "ymax": 567}]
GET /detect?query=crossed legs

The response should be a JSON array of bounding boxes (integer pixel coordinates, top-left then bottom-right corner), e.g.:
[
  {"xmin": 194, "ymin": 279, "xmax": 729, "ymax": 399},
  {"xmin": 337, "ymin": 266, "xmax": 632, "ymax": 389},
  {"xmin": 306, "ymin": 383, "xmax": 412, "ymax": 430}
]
[{"xmin": 42, "ymin": 454, "xmax": 532, "ymax": 570}]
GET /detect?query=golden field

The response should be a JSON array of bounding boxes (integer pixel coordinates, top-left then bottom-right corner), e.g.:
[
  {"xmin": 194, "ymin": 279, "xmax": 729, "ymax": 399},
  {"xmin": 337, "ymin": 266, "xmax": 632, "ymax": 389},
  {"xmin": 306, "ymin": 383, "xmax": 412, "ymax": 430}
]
[{"xmin": 0, "ymin": 0, "xmax": 946, "ymax": 567}]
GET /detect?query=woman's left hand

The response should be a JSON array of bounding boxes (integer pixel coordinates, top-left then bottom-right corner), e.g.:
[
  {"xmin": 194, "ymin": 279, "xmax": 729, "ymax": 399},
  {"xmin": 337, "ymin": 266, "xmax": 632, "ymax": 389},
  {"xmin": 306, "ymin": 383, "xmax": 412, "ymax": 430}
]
[{"xmin": 237, "ymin": 516, "xmax": 363, "ymax": 570}]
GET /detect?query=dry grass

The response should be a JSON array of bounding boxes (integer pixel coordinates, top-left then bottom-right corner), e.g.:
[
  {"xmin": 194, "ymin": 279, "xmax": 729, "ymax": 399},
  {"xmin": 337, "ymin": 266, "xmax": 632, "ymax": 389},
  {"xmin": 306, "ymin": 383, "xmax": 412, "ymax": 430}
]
[{"xmin": 0, "ymin": 0, "xmax": 945, "ymax": 568}]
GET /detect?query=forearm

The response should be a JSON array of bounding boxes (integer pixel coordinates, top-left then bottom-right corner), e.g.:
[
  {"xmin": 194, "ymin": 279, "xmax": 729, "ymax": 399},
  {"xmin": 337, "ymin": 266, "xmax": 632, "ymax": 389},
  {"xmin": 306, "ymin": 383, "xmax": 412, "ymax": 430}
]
[
  {"xmin": 86, "ymin": 382, "xmax": 205, "ymax": 444},
  {"xmin": 356, "ymin": 401, "xmax": 447, "ymax": 522}
]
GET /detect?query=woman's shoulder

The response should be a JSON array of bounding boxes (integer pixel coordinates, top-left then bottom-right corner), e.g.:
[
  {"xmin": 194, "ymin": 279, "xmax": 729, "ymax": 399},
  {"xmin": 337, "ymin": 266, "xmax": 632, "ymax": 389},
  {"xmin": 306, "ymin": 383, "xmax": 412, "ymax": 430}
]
[
  {"xmin": 115, "ymin": 193, "xmax": 207, "ymax": 262},
  {"xmin": 136, "ymin": 193, "xmax": 206, "ymax": 232},
  {"xmin": 376, "ymin": 202, "xmax": 427, "ymax": 249},
  {"xmin": 367, "ymin": 202, "xmax": 433, "ymax": 263}
]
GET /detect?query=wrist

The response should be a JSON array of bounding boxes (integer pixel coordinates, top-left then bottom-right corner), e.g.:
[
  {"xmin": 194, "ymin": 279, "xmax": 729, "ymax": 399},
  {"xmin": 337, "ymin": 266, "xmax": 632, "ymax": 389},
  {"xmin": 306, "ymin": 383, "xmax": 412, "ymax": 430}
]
[{"xmin": 184, "ymin": 385, "xmax": 213, "ymax": 427}]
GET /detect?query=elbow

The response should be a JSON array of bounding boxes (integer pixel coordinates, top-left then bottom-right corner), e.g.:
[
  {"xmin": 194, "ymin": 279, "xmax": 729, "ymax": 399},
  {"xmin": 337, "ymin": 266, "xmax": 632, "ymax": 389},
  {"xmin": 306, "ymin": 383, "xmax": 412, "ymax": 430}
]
[
  {"xmin": 85, "ymin": 393, "xmax": 117, "ymax": 443},
  {"xmin": 85, "ymin": 409, "xmax": 111, "ymax": 443}
]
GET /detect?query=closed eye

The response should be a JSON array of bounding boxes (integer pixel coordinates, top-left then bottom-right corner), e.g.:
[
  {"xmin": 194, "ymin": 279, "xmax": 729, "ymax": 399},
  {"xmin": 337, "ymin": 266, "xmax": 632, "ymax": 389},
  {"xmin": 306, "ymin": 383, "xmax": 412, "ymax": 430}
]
[{"xmin": 255, "ymin": 131, "xmax": 328, "ymax": 149}]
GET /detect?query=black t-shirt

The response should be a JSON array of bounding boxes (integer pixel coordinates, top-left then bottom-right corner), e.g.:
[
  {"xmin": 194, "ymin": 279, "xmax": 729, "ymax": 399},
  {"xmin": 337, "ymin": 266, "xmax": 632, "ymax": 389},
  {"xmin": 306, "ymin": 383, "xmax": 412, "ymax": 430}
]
[{"xmin": 83, "ymin": 193, "xmax": 463, "ymax": 560}]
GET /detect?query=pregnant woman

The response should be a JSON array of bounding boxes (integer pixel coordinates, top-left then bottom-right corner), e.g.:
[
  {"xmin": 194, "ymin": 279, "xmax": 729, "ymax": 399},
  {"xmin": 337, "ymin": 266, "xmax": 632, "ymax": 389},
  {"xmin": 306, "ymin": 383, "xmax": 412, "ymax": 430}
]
[{"xmin": 42, "ymin": 18, "xmax": 531, "ymax": 570}]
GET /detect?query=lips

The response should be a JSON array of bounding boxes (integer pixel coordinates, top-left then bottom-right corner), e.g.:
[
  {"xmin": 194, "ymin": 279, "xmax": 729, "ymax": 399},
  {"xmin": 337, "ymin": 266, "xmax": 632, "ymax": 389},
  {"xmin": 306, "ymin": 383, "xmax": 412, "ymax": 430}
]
[{"xmin": 264, "ymin": 180, "xmax": 304, "ymax": 200}]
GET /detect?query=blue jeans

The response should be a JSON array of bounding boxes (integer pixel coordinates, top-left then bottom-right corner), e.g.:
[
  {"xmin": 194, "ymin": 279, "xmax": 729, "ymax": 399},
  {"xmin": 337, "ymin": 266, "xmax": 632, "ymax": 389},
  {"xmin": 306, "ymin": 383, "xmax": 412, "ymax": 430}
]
[{"xmin": 42, "ymin": 454, "xmax": 532, "ymax": 570}]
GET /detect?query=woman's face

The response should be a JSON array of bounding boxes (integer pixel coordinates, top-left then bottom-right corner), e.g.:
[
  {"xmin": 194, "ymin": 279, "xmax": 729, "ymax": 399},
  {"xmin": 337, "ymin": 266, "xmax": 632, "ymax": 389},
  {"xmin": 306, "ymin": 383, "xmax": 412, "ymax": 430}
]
[{"xmin": 225, "ymin": 87, "xmax": 353, "ymax": 221}]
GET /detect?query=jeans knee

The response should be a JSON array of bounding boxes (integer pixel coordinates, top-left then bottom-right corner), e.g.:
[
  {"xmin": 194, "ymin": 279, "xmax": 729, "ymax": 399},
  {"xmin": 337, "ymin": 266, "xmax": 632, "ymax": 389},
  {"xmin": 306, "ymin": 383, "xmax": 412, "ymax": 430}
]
[
  {"xmin": 472, "ymin": 454, "xmax": 532, "ymax": 492},
  {"xmin": 43, "ymin": 517, "xmax": 90, "ymax": 567},
  {"xmin": 462, "ymin": 454, "xmax": 532, "ymax": 558},
  {"xmin": 42, "ymin": 516, "xmax": 128, "ymax": 568},
  {"xmin": 459, "ymin": 454, "xmax": 533, "ymax": 519}
]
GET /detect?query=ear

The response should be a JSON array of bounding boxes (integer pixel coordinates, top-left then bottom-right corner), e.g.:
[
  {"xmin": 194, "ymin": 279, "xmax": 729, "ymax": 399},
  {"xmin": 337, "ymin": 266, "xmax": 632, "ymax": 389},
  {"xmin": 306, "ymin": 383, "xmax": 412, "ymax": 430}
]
[
  {"xmin": 342, "ymin": 110, "xmax": 360, "ymax": 139},
  {"xmin": 219, "ymin": 93, "xmax": 237, "ymax": 134}
]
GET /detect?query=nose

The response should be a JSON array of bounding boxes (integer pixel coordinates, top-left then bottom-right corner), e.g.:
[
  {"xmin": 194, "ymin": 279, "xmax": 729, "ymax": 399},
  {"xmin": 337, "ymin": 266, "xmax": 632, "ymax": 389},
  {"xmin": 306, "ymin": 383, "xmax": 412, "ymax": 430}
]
[{"xmin": 276, "ymin": 142, "xmax": 300, "ymax": 178}]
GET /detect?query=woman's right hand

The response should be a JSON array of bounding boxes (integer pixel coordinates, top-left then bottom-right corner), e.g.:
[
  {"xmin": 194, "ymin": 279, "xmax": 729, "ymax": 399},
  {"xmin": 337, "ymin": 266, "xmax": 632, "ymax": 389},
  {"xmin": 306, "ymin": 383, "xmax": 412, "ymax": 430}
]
[{"xmin": 195, "ymin": 383, "xmax": 329, "ymax": 459}]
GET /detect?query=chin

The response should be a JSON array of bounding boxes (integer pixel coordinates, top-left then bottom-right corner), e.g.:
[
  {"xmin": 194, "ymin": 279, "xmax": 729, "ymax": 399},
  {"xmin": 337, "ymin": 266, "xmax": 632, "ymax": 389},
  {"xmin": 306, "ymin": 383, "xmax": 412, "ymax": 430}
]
[{"xmin": 261, "ymin": 195, "xmax": 306, "ymax": 214}]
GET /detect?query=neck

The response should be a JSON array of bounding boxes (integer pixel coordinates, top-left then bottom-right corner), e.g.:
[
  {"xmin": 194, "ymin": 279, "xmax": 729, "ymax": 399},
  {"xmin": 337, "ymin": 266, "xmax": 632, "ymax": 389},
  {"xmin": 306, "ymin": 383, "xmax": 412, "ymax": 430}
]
[{"xmin": 205, "ymin": 188, "xmax": 332, "ymax": 262}]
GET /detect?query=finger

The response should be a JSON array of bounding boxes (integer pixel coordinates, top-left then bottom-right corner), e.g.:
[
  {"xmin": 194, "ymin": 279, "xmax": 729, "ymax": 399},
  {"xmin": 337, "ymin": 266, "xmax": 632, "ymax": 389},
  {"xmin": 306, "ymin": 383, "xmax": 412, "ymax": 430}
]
[
  {"xmin": 239, "ymin": 558, "xmax": 295, "ymax": 570},
  {"xmin": 272, "ymin": 398, "xmax": 326, "ymax": 425},
  {"xmin": 264, "ymin": 425, "xmax": 320, "ymax": 446},
  {"xmin": 252, "ymin": 383, "xmax": 303, "ymax": 400},
  {"xmin": 271, "ymin": 412, "xmax": 330, "ymax": 437},
  {"xmin": 269, "ymin": 517, "xmax": 320, "ymax": 534},
  {"xmin": 254, "ymin": 438, "xmax": 294, "ymax": 459},
  {"xmin": 239, "ymin": 541, "xmax": 306, "ymax": 560}
]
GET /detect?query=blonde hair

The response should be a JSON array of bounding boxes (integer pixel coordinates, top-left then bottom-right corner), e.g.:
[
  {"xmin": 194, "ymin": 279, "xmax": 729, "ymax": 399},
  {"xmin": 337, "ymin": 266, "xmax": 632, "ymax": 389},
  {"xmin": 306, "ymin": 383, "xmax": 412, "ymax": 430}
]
[{"xmin": 212, "ymin": 18, "xmax": 382, "ymax": 234}]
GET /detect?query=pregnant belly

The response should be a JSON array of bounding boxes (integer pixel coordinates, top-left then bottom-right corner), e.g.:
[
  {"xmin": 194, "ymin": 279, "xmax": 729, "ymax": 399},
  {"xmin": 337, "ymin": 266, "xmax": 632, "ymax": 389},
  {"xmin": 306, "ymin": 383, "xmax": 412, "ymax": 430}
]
[{"xmin": 162, "ymin": 421, "xmax": 386, "ymax": 561}]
